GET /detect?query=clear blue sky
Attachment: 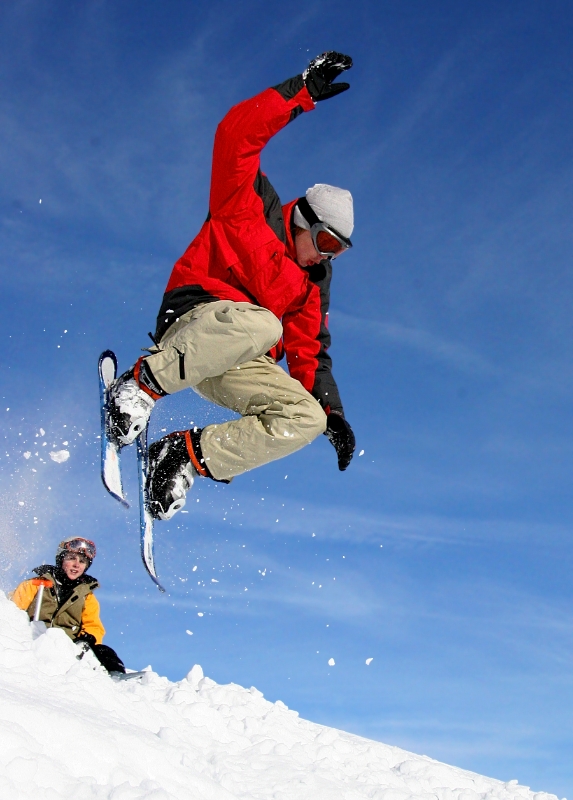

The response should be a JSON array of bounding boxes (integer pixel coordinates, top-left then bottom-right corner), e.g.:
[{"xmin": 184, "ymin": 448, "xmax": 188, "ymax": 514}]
[{"xmin": 1, "ymin": 0, "xmax": 572, "ymax": 795}]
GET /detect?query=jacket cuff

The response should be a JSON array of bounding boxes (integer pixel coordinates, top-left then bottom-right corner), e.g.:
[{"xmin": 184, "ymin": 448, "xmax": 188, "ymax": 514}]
[{"xmin": 272, "ymin": 75, "xmax": 315, "ymax": 112}]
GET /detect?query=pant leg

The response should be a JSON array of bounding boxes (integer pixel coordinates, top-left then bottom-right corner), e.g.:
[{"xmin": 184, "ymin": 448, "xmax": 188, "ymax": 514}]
[
  {"xmin": 196, "ymin": 355, "xmax": 327, "ymax": 481},
  {"xmin": 145, "ymin": 301, "xmax": 283, "ymax": 395}
]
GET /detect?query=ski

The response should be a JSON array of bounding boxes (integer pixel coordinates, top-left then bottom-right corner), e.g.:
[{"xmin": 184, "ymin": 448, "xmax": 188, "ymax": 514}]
[
  {"xmin": 137, "ymin": 425, "xmax": 165, "ymax": 592},
  {"xmin": 98, "ymin": 350, "xmax": 129, "ymax": 508},
  {"xmin": 99, "ymin": 350, "xmax": 163, "ymax": 590},
  {"xmin": 110, "ymin": 670, "xmax": 148, "ymax": 682}
]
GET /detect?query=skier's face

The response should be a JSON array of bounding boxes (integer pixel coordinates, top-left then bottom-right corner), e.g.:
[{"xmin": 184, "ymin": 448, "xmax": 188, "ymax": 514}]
[
  {"xmin": 62, "ymin": 553, "xmax": 88, "ymax": 580},
  {"xmin": 295, "ymin": 229, "xmax": 324, "ymax": 267}
]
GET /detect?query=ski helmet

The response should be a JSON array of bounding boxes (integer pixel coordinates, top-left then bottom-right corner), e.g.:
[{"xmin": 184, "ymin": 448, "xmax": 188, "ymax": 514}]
[
  {"xmin": 55, "ymin": 536, "xmax": 97, "ymax": 568},
  {"xmin": 293, "ymin": 184, "xmax": 354, "ymax": 239}
]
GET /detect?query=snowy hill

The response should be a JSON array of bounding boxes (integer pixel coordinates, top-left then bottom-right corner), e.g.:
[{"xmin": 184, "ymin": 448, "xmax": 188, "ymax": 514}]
[{"xmin": 0, "ymin": 592, "xmax": 559, "ymax": 800}]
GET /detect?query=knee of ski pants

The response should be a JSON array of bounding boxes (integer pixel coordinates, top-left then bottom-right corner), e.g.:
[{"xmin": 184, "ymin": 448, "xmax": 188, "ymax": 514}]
[
  {"xmin": 291, "ymin": 396, "xmax": 328, "ymax": 443},
  {"xmin": 216, "ymin": 303, "xmax": 283, "ymax": 356},
  {"xmin": 211, "ymin": 300, "xmax": 283, "ymax": 340}
]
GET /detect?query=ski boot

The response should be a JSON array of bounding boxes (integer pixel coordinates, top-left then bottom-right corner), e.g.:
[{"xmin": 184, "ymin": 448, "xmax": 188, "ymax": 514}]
[
  {"xmin": 147, "ymin": 430, "xmax": 205, "ymax": 520},
  {"xmin": 107, "ymin": 358, "xmax": 164, "ymax": 446}
]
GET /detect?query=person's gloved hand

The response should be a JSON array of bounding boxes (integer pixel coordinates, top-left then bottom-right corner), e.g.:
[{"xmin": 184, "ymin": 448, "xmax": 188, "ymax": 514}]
[
  {"xmin": 92, "ymin": 643, "xmax": 126, "ymax": 674},
  {"xmin": 303, "ymin": 51, "xmax": 353, "ymax": 102},
  {"xmin": 75, "ymin": 632, "xmax": 96, "ymax": 648},
  {"xmin": 325, "ymin": 411, "xmax": 355, "ymax": 471}
]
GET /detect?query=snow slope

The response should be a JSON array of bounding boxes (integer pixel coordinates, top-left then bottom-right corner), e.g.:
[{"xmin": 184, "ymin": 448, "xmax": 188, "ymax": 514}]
[{"xmin": 0, "ymin": 592, "xmax": 558, "ymax": 800}]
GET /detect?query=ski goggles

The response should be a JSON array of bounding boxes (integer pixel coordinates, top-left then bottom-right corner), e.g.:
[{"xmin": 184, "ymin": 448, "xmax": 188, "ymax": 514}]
[
  {"xmin": 296, "ymin": 197, "xmax": 352, "ymax": 259},
  {"xmin": 61, "ymin": 538, "xmax": 97, "ymax": 560}
]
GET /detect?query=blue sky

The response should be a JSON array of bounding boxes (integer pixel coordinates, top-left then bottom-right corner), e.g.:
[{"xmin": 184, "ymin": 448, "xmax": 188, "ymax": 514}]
[{"xmin": 1, "ymin": 0, "xmax": 572, "ymax": 795}]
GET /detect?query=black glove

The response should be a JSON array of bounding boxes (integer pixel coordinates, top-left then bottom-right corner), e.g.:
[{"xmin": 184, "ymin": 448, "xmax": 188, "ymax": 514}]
[
  {"xmin": 304, "ymin": 51, "xmax": 353, "ymax": 102},
  {"xmin": 75, "ymin": 632, "xmax": 96, "ymax": 648},
  {"xmin": 325, "ymin": 412, "xmax": 355, "ymax": 471},
  {"xmin": 92, "ymin": 643, "xmax": 126, "ymax": 674}
]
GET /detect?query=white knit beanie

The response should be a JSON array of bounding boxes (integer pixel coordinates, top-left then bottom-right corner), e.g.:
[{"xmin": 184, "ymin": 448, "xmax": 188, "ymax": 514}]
[{"xmin": 293, "ymin": 184, "xmax": 354, "ymax": 238}]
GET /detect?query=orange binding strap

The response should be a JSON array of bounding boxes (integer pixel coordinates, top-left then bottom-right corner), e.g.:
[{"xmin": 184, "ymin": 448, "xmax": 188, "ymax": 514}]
[
  {"xmin": 134, "ymin": 357, "xmax": 163, "ymax": 401},
  {"xmin": 184, "ymin": 430, "xmax": 208, "ymax": 478}
]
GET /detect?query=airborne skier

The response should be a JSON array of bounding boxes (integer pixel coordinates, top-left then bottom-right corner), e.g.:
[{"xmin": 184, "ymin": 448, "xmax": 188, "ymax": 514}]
[{"xmin": 108, "ymin": 52, "xmax": 356, "ymax": 520}]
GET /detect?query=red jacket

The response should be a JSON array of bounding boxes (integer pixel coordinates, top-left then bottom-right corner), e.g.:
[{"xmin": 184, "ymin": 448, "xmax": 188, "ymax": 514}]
[{"xmin": 155, "ymin": 74, "xmax": 343, "ymax": 413}]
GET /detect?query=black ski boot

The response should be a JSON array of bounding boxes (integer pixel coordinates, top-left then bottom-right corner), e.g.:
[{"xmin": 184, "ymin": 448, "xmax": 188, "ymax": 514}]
[{"xmin": 147, "ymin": 431, "xmax": 201, "ymax": 520}]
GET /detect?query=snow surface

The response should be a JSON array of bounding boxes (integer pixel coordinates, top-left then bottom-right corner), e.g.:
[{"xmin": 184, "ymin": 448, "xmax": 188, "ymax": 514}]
[{"xmin": 0, "ymin": 592, "xmax": 559, "ymax": 800}]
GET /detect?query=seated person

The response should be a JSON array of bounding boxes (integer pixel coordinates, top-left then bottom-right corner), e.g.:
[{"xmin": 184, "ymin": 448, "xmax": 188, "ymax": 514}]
[{"xmin": 9, "ymin": 536, "xmax": 125, "ymax": 674}]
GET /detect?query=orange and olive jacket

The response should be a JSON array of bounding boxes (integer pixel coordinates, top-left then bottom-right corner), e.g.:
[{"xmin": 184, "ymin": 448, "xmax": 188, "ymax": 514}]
[{"xmin": 9, "ymin": 565, "xmax": 105, "ymax": 644}]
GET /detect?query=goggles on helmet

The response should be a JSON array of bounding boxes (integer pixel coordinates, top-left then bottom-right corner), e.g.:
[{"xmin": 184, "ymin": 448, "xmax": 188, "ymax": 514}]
[
  {"xmin": 296, "ymin": 196, "xmax": 352, "ymax": 259},
  {"xmin": 58, "ymin": 537, "xmax": 97, "ymax": 561}
]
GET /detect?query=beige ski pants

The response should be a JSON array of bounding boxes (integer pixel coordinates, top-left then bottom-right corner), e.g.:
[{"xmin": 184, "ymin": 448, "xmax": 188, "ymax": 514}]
[{"xmin": 144, "ymin": 301, "xmax": 327, "ymax": 481}]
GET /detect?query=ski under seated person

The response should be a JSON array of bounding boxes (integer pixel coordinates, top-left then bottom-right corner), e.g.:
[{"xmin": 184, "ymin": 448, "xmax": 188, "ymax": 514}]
[
  {"xmin": 108, "ymin": 51, "xmax": 357, "ymax": 520},
  {"xmin": 9, "ymin": 536, "xmax": 126, "ymax": 675}
]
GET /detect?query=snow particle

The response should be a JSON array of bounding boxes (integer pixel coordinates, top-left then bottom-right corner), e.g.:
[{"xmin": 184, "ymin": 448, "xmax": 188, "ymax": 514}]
[
  {"xmin": 49, "ymin": 450, "xmax": 70, "ymax": 463},
  {"xmin": 23, "ymin": 452, "xmax": 31, "ymax": 459},
  {"xmin": 185, "ymin": 630, "xmax": 193, "ymax": 636},
  {"xmin": 359, "ymin": 449, "xmax": 364, "ymax": 456},
  {"xmin": 366, "ymin": 658, "xmax": 374, "ymax": 665},
  {"xmin": 197, "ymin": 612, "xmax": 204, "ymax": 617},
  {"xmin": 328, "ymin": 658, "xmax": 335, "ymax": 666}
]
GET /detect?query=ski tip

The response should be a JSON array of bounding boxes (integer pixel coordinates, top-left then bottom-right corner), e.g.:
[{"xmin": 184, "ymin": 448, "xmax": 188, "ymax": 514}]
[
  {"xmin": 143, "ymin": 551, "xmax": 165, "ymax": 592},
  {"xmin": 146, "ymin": 570, "xmax": 166, "ymax": 593},
  {"xmin": 145, "ymin": 554, "xmax": 165, "ymax": 592},
  {"xmin": 141, "ymin": 530, "xmax": 165, "ymax": 592},
  {"xmin": 99, "ymin": 349, "xmax": 117, "ymax": 364},
  {"xmin": 100, "ymin": 466, "xmax": 129, "ymax": 508}
]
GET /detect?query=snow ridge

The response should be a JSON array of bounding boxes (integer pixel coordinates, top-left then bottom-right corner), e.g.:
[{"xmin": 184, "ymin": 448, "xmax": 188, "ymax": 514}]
[{"xmin": 0, "ymin": 592, "xmax": 558, "ymax": 800}]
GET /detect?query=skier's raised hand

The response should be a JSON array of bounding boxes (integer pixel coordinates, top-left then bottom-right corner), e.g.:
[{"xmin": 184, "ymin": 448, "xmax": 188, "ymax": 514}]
[
  {"xmin": 303, "ymin": 51, "xmax": 353, "ymax": 102},
  {"xmin": 324, "ymin": 411, "xmax": 356, "ymax": 471}
]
